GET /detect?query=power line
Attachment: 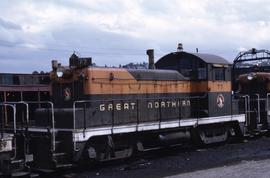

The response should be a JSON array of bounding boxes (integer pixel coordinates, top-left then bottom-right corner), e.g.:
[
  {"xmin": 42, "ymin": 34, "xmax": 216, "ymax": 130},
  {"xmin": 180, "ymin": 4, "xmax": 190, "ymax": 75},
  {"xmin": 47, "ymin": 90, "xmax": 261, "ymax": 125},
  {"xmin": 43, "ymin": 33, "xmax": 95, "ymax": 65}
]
[
  {"xmin": 0, "ymin": 44, "xmax": 162, "ymax": 57},
  {"xmin": 0, "ymin": 39, "xmax": 163, "ymax": 56},
  {"xmin": 0, "ymin": 39, "xmax": 239, "ymax": 58}
]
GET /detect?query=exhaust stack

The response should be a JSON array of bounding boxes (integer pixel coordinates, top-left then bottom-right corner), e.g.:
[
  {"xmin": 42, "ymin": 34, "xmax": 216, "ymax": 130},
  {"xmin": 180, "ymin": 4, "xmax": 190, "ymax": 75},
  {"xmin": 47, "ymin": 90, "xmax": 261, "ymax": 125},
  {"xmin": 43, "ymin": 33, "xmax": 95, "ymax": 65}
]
[
  {"xmin": 147, "ymin": 49, "xmax": 155, "ymax": 69},
  {"xmin": 177, "ymin": 43, "xmax": 183, "ymax": 52}
]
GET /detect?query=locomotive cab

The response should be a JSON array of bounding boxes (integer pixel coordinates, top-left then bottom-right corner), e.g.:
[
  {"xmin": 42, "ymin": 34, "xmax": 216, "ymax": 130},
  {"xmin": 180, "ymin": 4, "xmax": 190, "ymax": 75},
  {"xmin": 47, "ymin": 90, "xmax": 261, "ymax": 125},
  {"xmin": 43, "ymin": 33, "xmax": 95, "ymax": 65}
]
[{"xmin": 155, "ymin": 51, "xmax": 232, "ymax": 118}]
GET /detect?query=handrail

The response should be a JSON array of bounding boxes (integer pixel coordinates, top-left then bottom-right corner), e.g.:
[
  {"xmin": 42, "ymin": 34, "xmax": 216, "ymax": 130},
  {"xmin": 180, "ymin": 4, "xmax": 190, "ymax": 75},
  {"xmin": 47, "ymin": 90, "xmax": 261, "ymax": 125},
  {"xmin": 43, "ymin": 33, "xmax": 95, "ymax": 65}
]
[
  {"xmin": 0, "ymin": 103, "xmax": 17, "ymax": 160},
  {"xmin": 245, "ymin": 95, "xmax": 250, "ymax": 126},
  {"xmin": 72, "ymin": 95, "xmax": 208, "ymax": 152},
  {"xmin": 267, "ymin": 93, "xmax": 270, "ymax": 128},
  {"xmin": 4, "ymin": 101, "xmax": 29, "ymax": 128},
  {"xmin": 247, "ymin": 95, "xmax": 250, "ymax": 125},
  {"xmin": 240, "ymin": 95, "xmax": 249, "ymax": 126},
  {"xmin": 73, "ymin": 100, "xmax": 87, "ymax": 152},
  {"xmin": 237, "ymin": 94, "xmax": 250, "ymax": 126},
  {"xmin": 73, "ymin": 100, "xmax": 90, "ymax": 131},
  {"xmin": 26, "ymin": 101, "xmax": 55, "ymax": 151},
  {"xmin": 266, "ymin": 93, "xmax": 270, "ymax": 115},
  {"xmin": 0, "ymin": 103, "xmax": 16, "ymax": 134},
  {"xmin": 255, "ymin": 94, "xmax": 261, "ymax": 123}
]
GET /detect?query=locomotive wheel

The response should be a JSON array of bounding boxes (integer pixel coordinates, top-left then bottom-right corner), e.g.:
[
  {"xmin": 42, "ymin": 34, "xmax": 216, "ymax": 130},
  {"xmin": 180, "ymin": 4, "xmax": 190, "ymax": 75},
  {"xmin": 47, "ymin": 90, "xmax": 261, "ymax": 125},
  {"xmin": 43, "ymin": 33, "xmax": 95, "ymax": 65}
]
[
  {"xmin": 227, "ymin": 124, "xmax": 244, "ymax": 143},
  {"xmin": 83, "ymin": 136, "xmax": 134, "ymax": 165},
  {"xmin": 191, "ymin": 126, "xmax": 231, "ymax": 146}
]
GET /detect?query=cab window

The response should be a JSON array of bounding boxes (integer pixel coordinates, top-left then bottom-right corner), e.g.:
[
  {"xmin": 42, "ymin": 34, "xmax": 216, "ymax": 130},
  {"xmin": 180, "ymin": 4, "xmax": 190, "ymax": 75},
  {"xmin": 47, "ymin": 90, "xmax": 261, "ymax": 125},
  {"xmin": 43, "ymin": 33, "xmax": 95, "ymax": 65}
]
[{"xmin": 213, "ymin": 67, "xmax": 225, "ymax": 81}]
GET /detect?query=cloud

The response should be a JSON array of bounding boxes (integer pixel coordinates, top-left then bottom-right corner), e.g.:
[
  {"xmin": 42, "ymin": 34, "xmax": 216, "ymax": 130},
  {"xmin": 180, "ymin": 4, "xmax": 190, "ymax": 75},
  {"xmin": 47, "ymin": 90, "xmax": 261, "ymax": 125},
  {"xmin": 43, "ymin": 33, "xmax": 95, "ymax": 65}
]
[
  {"xmin": 0, "ymin": 18, "xmax": 22, "ymax": 30},
  {"xmin": 0, "ymin": 0, "xmax": 270, "ymax": 72}
]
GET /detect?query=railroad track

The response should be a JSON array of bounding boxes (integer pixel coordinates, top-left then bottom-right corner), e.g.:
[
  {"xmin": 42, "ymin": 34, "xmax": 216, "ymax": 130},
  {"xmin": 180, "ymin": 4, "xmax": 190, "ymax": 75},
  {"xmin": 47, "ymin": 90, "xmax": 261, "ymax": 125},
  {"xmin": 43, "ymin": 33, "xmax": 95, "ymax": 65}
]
[{"xmin": 36, "ymin": 136, "xmax": 270, "ymax": 178}]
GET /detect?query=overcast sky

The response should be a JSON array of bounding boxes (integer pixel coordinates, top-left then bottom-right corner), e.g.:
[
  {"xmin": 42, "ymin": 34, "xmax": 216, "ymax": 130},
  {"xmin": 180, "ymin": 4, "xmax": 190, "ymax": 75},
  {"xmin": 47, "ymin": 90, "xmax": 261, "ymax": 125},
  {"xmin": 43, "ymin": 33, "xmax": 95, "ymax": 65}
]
[{"xmin": 1, "ymin": 0, "xmax": 270, "ymax": 73}]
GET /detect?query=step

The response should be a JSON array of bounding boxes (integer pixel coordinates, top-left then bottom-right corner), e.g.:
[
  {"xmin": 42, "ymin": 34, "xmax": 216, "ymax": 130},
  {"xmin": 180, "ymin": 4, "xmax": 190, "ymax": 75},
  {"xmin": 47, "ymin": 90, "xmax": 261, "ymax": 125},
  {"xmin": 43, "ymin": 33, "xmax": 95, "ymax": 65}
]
[
  {"xmin": 52, "ymin": 152, "xmax": 71, "ymax": 166},
  {"xmin": 54, "ymin": 140, "xmax": 63, "ymax": 145},
  {"xmin": 11, "ymin": 171, "xmax": 30, "ymax": 177},
  {"xmin": 53, "ymin": 152, "xmax": 67, "ymax": 157},
  {"xmin": 11, "ymin": 159, "xmax": 24, "ymax": 164},
  {"xmin": 9, "ymin": 159, "xmax": 25, "ymax": 172},
  {"xmin": 30, "ymin": 173, "xmax": 39, "ymax": 178},
  {"xmin": 55, "ymin": 163, "xmax": 73, "ymax": 169},
  {"xmin": 33, "ymin": 168, "xmax": 55, "ymax": 174}
]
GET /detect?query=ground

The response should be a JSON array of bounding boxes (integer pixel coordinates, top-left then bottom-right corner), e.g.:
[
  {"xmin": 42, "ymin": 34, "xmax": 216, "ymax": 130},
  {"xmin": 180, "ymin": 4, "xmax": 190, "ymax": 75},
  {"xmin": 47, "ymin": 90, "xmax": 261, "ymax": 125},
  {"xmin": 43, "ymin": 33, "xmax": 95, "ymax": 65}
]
[
  {"xmin": 168, "ymin": 159, "xmax": 270, "ymax": 178},
  {"xmin": 50, "ymin": 136, "xmax": 270, "ymax": 178}
]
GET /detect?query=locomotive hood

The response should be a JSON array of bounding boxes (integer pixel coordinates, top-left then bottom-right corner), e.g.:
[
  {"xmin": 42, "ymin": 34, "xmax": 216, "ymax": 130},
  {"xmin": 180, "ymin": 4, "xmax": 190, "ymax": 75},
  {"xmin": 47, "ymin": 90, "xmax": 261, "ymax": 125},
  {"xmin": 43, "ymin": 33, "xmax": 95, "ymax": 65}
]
[{"xmin": 237, "ymin": 72, "xmax": 270, "ymax": 83}]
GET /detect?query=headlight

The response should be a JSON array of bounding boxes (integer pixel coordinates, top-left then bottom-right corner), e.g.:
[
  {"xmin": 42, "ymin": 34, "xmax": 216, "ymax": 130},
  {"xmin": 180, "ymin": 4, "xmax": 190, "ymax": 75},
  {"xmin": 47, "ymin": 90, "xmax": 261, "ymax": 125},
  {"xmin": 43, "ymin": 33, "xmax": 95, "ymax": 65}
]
[
  {"xmin": 56, "ymin": 71, "xmax": 63, "ymax": 77},
  {"xmin": 247, "ymin": 73, "xmax": 254, "ymax": 80}
]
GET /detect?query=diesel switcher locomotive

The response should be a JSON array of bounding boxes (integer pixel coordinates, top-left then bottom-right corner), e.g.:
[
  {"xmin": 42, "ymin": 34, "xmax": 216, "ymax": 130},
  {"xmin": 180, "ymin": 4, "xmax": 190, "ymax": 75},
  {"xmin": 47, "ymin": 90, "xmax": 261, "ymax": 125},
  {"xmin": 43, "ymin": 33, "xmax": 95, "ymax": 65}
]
[
  {"xmin": 0, "ymin": 46, "xmax": 261, "ymax": 176},
  {"xmin": 233, "ymin": 49, "xmax": 270, "ymax": 133},
  {"xmin": 29, "ymin": 48, "xmax": 246, "ymax": 170}
]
